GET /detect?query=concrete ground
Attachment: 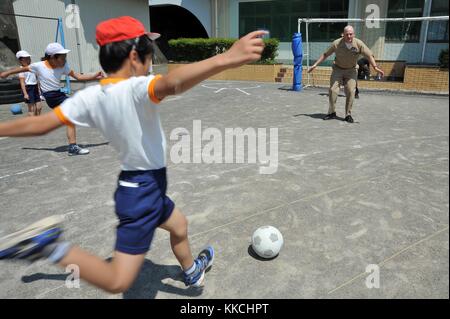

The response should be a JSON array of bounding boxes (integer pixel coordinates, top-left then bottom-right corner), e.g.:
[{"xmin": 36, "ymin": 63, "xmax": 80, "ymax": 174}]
[{"xmin": 0, "ymin": 80, "xmax": 448, "ymax": 299}]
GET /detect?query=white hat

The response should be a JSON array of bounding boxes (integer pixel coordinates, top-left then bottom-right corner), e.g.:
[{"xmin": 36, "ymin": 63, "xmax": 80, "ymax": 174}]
[
  {"xmin": 16, "ymin": 50, "xmax": 31, "ymax": 59},
  {"xmin": 45, "ymin": 43, "xmax": 70, "ymax": 56}
]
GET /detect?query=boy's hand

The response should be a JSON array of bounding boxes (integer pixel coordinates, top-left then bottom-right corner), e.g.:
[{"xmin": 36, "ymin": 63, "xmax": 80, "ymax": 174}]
[
  {"xmin": 0, "ymin": 72, "xmax": 7, "ymax": 79},
  {"xmin": 94, "ymin": 71, "xmax": 104, "ymax": 79},
  {"xmin": 222, "ymin": 30, "xmax": 267, "ymax": 68},
  {"xmin": 24, "ymin": 93, "xmax": 29, "ymax": 101}
]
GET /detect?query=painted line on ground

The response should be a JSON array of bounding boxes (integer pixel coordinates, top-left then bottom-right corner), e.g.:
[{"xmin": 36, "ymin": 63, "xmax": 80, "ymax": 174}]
[
  {"xmin": 0, "ymin": 165, "xmax": 49, "ymax": 180},
  {"xmin": 327, "ymin": 226, "xmax": 449, "ymax": 295}
]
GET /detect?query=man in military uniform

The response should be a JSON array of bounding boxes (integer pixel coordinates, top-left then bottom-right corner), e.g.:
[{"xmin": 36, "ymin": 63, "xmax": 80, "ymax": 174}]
[{"xmin": 307, "ymin": 26, "xmax": 384, "ymax": 123}]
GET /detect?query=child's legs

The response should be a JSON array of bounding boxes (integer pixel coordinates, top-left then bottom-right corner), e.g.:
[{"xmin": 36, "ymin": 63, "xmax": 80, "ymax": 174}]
[
  {"xmin": 43, "ymin": 91, "xmax": 73, "ymax": 142},
  {"xmin": 159, "ymin": 207, "xmax": 194, "ymax": 270},
  {"xmin": 58, "ymin": 246, "xmax": 145, "ymax": 293},
  {"xmin": 67, "ymin": 125, "xmax": 76, "ymax": 144},
  {"xmin": 27, "ymin": 103, "xmax": 36, "ymax": 116},
  {"xmin": 35, "ymin": 102, "xmax": 42, "ymax": 115}
]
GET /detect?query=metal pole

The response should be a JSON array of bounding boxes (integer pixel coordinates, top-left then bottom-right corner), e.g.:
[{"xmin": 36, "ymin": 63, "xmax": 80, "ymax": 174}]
[
  {"xmin": 215, "ymin": 0, "xmax": 219, "ymax": 37},
  {"xmin": 421, "ymin": 21, "xmax": 430, "ymax": 63},
  {"xmin": 0, "ymin": 12, "xmax": 58, "ymax": 21},
  {"xmin": 58, "ymin": 17, "xmax": 71, "ymax": 95},
  {"xmin": 71, "ymin": 0, "xmax": 84, "ymax": 74},
  {"xmin": 306, "ymin": 21, "xmax": 310, "ymax": 87},
  {"xmin": 421, "ymin": 0, "xmax": 433, "ymax": 64}
]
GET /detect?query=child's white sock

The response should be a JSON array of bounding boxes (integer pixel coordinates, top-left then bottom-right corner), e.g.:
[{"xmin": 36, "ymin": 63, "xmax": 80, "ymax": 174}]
[
  {"xmin": 184, "ymin": 262, "xmax": 196, "ymax": 275},
  {"xmin": 42, "ymin": 241, "xmax": 71, "ymax": 264}
]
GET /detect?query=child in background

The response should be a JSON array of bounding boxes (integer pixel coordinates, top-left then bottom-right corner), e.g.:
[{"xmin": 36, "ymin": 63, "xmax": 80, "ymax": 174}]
[
  {"xmin": 0, "ymin": 16, "xmax": 267, "ymax": 293},
  {"xmin": 1, "ymin": 43, "xmax": 103, "ymax": 156},
  {"xmin": 16, "ymin": 50, "xmax": 42, "ymax": 116}
]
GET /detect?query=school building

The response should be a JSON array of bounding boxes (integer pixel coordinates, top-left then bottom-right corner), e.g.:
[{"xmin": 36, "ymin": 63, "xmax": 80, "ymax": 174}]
[
  {"xmin": 150, "ymin": 0, "xmax": 448, "ymax": 64},
  {"xmin": 0, "ymin": 0, "xmax": 448, "ymax": 73}
]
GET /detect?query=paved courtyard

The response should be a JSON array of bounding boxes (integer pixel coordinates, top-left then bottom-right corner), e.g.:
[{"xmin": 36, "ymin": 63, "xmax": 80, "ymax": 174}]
[{"xmin": 0, "ymin": 80, "xmax": 448, "ymax": 299}]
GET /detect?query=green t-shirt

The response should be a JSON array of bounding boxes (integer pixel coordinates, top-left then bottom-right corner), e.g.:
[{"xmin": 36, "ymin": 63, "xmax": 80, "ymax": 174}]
[{"xmin": 324, "ymin": 37, "xmax": 373, "ymax": 69}]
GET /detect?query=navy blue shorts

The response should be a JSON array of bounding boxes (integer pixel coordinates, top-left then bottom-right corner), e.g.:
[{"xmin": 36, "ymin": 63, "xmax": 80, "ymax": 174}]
[
  {"xmin": 113, "ymin": 168, "xmax": 175, "ymax": 255},
  {"xmin": 25, "ymin": 85, "xmax": 40, "ymax": 104},
  {"xmin": 42, "ymin": 90, "xmax": 68, "ymax": 109}
]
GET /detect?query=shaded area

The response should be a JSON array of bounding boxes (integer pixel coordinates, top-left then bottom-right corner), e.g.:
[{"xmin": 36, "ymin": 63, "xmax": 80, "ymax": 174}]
[
  {"xmin": 293, "ymin": 113, "xmax": 347, "ymax": 121},
  {"xmin": 123, "ymin": 259, "xmax": 203, "ymax": 299},
  {"xmin": 22, "ymin": 142, "xmax": 109, "ymax": 153},
  {"xmin": 149, "ymin": 4, "xmax": 208, "ymax": 61},
  {"xmin": 247, "ymin": 245, "xmax": 279, "ymax": 261}
]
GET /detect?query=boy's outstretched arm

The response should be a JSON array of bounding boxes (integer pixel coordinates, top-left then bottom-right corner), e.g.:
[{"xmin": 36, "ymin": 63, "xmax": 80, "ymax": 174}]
[
  {"xmin": 0, "ymin": 66, "xmax": 31, "ymax": 79},
  {"xmin": 0, "ymin": 111, "xmax": 63, "ymax": 137},
  {"xmin": 154, "ymin": 30, "xmax": 267, "ymax": 100},
  {"xmin": 69, "ymin": 70, "xmax": 103, "ymax": 81}
]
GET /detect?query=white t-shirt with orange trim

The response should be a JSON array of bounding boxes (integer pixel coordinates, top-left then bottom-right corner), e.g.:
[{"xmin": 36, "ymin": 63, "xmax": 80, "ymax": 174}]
[
  {"xmin": 19, "ymin": 66, "xmax": 37, "ymax": 85},
  {"xmin": 56, "ymin": 75, "xmax": 166, "ymax": 171},
  {"xmin": 29, "ymin": 61, "xmax": 71, "ymax": 93}
]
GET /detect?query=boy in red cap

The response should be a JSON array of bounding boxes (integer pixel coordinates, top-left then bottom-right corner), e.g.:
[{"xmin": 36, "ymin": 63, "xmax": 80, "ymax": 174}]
[{"xmin": 0, "ymin": 16, "xmax": 267, "ymax": 293}]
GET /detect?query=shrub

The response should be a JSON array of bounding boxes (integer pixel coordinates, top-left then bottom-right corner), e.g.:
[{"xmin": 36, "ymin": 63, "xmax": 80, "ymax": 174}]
[
  {"xmin": 168, "ymin": 38, "xmax": 279, "ymax": 64},
  {"xmin": 438, "ymin": 48, "xmax": 448, "ymax": 68}
]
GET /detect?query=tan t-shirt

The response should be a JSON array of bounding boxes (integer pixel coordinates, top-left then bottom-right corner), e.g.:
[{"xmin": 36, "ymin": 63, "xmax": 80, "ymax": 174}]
[{"xmin": 324, "ymin": 37, "xmax": 373, "ymax": 69}]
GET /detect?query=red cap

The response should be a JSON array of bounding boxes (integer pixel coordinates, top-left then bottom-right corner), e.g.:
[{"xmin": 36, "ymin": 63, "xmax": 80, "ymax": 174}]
[{"xmin": 96, "ymin": 16, "xmax": 160, "ymax": 46}]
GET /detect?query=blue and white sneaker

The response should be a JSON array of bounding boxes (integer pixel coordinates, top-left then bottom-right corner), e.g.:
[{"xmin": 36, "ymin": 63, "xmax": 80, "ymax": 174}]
[
  {"xmin": 184, "ymin": 246, "xmax": 214, "ymax": 287},
  {"xmin": 68, "ymin": 144, "xmax": 89, "ymax": 156},
  {"xmin": 0, "ymin": 215, "xmax": 64, "ymax": 262}
]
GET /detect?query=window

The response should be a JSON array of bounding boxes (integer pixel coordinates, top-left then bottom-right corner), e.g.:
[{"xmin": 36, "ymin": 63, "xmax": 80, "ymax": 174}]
[
  {"xmin": 239, "ymin": 0, "xmax": 348, "ymax": 42},
  {"xmin": 427, "ymin": 0, "xmax": 449, "ymax": 42},
  {"xmin": 386, "ymin": 0, "xmax": 424, "ymax": 42}
]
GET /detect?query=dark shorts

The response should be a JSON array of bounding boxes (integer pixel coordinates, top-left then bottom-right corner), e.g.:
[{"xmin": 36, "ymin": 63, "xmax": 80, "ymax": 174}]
[
  {"xmin": 42, "ymin": 90, "xmax": 68, "ymax": 109},
  {"xmin": 25, "ymin": 85, "xmax": 40, "ymax": 104},
  {"xmin": 114, "ymin": 168, "xmax": 175, "ymax": 255}
]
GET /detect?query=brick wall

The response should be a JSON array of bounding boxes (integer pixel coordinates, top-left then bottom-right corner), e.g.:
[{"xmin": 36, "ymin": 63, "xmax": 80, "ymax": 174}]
[
  {"xmin": 168, "ymin": 63, "xmax": 448, "ymax": 94},
  {"xmin": 291, "ymin": 64, "xmax": 448, "ymax": 94},
  {"xmin": 168, "ymin": 64, "xmax": 283, "ymax": 82}
]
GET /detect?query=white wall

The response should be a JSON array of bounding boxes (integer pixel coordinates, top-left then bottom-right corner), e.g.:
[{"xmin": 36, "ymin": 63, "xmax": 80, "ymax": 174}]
[
  {"xmin": 149, "ymin": 0, "xmax": 211, "ymax": 36},
  {"xmin": 383, "ymin": 43, "xmax": 448, "ymax": 64}
]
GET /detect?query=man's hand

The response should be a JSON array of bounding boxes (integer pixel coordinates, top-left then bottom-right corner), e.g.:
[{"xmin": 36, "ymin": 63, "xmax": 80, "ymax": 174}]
[
  {"xmin": 24, "ymin": 93, "xmax": 29, "ymax": 101},
  {"xmin": 374, "ymin": 66, "xmax": 384, "ymax": 78},
  {"xmin": 222, "ymin": 30, "xmax": 266, "ymax": 68},
  {"xmin": 307, "ymin": 65, "xmax": 317, "ymax": 73},
  {"xmin": 0, "ymin": 72, "xmax": 7, "ymax": 79}
]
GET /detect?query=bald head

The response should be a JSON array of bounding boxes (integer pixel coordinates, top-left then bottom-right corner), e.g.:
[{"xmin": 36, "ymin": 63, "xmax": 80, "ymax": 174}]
[{"xmin": 343, "ymin": 25, "xmax": 355, "ymax": 43}]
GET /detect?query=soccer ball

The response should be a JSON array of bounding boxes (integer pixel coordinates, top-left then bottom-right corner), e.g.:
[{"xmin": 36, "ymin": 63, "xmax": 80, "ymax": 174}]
[
  {"xmin": 251, "ymin": 226, "xmax": 284, "ymax": 259},
  {"xmin": 10, "ymin": 104, "xmax": 22, "ymax": 115}
]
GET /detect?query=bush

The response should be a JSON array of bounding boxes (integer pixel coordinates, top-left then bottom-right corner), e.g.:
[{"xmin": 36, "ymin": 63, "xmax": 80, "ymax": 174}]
[
  {"xmin": 439, "ymin": 48, "xmax": 448, "ymax": 68},
  {"xmin": 168, "ymin": 38, "xmax": 279, "ymax": 64}
]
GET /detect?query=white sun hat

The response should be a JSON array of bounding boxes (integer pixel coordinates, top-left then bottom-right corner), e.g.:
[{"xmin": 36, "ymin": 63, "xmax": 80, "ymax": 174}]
[
  {"xmin": 45, "ymin": 43, "xmax": 71, "ymax": 56},
  {"xmin": 16, "ymin": 50, "xmax": 32, "ymax": 59}
]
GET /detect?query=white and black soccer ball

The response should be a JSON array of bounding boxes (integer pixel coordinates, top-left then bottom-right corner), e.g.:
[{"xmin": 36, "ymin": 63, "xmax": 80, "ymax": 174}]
[{"xmin": 251, "ymin": 226, "xmax": 284, "ymax": 259}]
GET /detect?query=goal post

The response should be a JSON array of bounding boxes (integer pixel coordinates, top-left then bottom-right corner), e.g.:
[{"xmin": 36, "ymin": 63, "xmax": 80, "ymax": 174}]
[{"xmin": 298, "ymin": 16, "xmax": 449, "ymax": 88}]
